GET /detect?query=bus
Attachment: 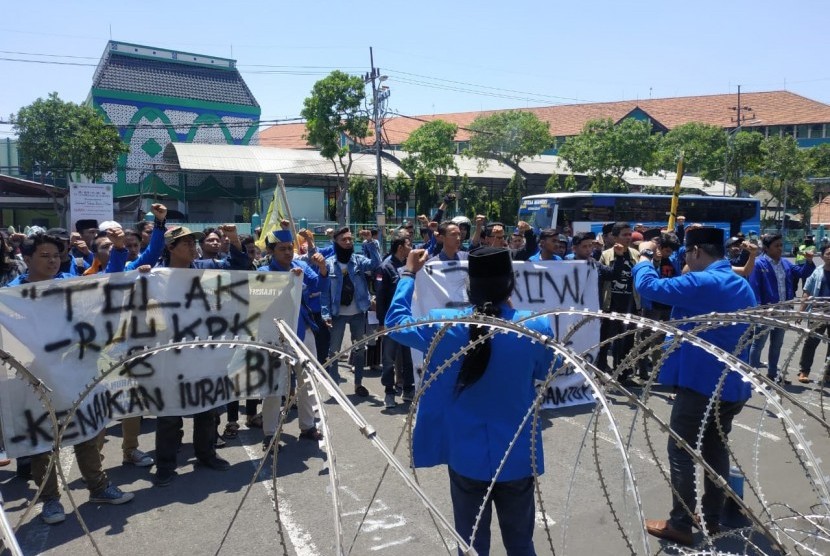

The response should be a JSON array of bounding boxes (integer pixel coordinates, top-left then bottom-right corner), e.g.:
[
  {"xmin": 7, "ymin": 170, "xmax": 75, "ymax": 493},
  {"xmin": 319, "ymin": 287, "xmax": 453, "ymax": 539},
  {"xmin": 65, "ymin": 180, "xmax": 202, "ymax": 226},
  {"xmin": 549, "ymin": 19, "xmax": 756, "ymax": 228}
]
[{"xmin": 518, "ymin": 193, "xmax": 761, "ymax": 238}]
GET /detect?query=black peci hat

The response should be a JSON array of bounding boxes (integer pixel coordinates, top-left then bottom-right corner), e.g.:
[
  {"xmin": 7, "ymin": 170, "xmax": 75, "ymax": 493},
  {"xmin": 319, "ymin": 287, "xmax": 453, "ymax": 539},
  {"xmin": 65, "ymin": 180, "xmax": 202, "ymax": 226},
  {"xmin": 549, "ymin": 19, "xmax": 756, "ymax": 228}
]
[
  {"xmin": 642, "ymin": 228, "xmax": 662, "ymax": 242},
  {"xmin": 75, "ymin": 219, "xmax": 99, "ymax": 233},
  {"xmin": 685, "ymin": 227, "xmax": 724, "ymax": 248},
  {"xmin": 468, "ymin": 247, "xmax": 513, "ymax": 279}
]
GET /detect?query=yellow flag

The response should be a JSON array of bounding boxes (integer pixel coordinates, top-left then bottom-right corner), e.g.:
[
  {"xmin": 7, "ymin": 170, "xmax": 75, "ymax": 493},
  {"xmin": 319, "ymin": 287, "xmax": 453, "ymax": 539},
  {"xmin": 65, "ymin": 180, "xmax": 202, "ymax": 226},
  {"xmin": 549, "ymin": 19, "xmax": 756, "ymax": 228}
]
[{"xmin": 255, "ymin": 187, "xmax": 285, "ymax": 251}]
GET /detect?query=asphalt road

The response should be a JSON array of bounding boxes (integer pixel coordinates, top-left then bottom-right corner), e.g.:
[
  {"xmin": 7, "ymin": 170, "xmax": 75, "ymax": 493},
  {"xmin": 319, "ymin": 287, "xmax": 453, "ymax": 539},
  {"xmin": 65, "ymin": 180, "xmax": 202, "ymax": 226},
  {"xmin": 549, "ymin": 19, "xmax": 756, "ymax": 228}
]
[{"xmin": 3, "ymin": 324, "xmax": 830, "ymax": 556}]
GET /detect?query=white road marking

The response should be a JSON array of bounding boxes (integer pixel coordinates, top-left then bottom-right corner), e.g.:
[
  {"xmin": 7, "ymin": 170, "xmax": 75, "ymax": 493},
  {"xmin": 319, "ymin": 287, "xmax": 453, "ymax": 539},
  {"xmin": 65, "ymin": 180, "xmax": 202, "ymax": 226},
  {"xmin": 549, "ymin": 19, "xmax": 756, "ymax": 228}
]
[
  {"xmin": 733, "ymin": 422, "xmax": 781, "ymax": 441},
  {"xmin": 241, "ymin": 442, "xmax": 321, "ymax": 556}
]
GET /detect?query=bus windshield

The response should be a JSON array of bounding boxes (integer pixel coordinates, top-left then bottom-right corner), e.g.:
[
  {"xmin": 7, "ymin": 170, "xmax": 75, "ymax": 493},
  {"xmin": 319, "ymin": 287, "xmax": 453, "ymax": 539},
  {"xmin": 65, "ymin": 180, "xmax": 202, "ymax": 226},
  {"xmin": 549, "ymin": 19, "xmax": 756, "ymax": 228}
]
[{"xmin": 519, "ymin": 193, "xmax": 761, "ymax": 237}]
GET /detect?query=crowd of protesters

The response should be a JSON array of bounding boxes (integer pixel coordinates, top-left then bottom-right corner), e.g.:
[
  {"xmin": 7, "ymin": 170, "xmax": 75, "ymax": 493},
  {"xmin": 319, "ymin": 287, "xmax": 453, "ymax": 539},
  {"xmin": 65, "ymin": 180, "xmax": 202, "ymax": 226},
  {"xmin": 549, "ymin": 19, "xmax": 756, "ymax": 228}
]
[{"xmin": 0, "ymin": 195, "xmax": 827, "ymax": 554}]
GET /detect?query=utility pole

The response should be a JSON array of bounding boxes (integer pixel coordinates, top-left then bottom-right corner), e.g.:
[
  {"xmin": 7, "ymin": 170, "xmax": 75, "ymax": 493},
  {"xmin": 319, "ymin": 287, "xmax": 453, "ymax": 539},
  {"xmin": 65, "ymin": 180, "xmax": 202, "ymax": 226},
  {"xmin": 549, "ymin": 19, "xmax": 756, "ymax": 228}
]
[
  {"xmin": 728, "ymin": 85, "xmax": 754, "ymax": 198},
  {"xmin": 364, "ymin": 47, "xmax": 389, "ymax": 250}
]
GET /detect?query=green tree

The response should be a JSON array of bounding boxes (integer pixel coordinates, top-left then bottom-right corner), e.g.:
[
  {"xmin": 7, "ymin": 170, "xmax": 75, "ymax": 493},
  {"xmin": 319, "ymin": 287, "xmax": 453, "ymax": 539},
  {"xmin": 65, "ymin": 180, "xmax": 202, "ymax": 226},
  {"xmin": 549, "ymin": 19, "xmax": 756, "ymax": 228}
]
[
  {"xmin": 386, "ymin": 172, "xmax": 413, "ymax": 222},
  {"xmin": 499, "ymin": 172, "xmax": 525, "ymax": 225},
  {"xmin": 465, "ymin": 111, "xmax": 553, "ymax": 175},
  {"xmin": 457, "ymin": 174, "xmax": 488, "ymax": 218},
  {"xmin": 806, "ymin": 143, "xmax": 830, "ymax": 178},
  {"xmin": 544, "ymin": 173, "xmax": 580, "ymax": 192},
  {"xmin": 656, "ymin": 122, "xmax": 727, "ymax": 183},
  {"xmin": 401, "ymin": 119, "xmax": 458, "ymax": 199},
  {"xmin": 349, "ymin": 175, "xmax": 374, "ymax": 224},
  {"xmin": 759, "ymin": 135, "xmax": 811, "ymax": 226},
  {"xmin": 726, "ymin": 130, "xmax": 764, "ymax": 195},
  {"xmin": 13, "ymin": 92, "xmax": 128, "ymax": 184},
  {"xmin": 301, "ymin": 71, "xmax": 369, "ymax": 225},
  {"xmin": 557, "ymin": 118, "xmax": 656, "ymax": 192},
  {"xmin": 412, "ymin": 169, "xmax": 438, "ymax": 217}
]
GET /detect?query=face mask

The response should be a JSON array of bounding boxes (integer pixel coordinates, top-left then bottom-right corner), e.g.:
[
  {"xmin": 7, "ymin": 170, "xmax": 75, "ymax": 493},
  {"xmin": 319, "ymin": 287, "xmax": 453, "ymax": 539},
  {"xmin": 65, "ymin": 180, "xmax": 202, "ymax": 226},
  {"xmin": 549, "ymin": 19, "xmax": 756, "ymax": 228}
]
[{"xmin": 334, "ymin": 243, "xmax": 353, "ymax": 264}]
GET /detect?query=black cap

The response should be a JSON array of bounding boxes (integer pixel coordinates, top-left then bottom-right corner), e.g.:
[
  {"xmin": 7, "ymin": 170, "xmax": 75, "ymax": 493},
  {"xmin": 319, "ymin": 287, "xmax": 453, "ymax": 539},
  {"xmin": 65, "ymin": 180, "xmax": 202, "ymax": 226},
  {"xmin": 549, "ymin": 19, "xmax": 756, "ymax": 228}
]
[
  {"xmin": 685, "ymin": 227, "xmax": 724, "ymax": 248},
  {"xmin": 642, "ymin": 228, "xmax": 662, "ymax": 242},
  {"xmin": 332, "ymin": 226, "xmax": 350, "ymax": 239},
  {"xmin": 75, "ymin": 219, "xmax": 98, "ymax": 232},
  {"xmin": 539, "ymin": 228, "xmax": 559, "ymax": 240},
  {"xmin": 46, "ymin": 227, "xmax": 70, "ymax": 241},
  {"xmin": 468, "ymin": 247, "xmax": 513, "ymax": 279},
  {"xmin": 726, "ymin": 236, "xmax": 743, "ymax": 247}
]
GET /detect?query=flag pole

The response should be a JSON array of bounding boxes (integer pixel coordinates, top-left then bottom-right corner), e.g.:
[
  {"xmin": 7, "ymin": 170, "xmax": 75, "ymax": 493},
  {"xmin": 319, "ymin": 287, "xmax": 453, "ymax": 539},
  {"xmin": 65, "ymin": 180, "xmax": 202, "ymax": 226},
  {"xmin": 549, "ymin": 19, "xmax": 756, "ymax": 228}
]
[
  {"xmin": 276, "ymin": 175, "xmax": 301, "ymax": 251},
  {"xmin": 668, "ymin": 151, "xmax": 685, "ymax": 230}
]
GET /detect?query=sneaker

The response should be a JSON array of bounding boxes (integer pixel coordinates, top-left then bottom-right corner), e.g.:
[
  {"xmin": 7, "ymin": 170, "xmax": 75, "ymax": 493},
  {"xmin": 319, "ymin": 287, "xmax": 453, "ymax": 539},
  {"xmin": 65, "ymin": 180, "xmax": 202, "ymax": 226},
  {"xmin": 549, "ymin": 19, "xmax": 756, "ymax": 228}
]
[
  {"xmin": 262, "ymin": 435, "xmax": 274, "ymax": 453},
  {"xmin": 402, "ymin": 389, "xmax": 415, "ymax": 402},
  {"xmin": 123, "ymin": 449, "xmax": 154, "ymax": 467},
  {"xmin": 40, "ymin": 498, "xmax": 65, "ymax": 524},
  {"xmin": 154, "ymin": 469, "xmax": 177, "ymax": 487},
  {"xmin": 354, "ymin": 384, "xmax": 369, "ymax": 397},
  {"xmin": 89, "ymin": 484, "xmax": 134, "ymax": 505},
  {"xmin": 197, "ymin": 455, "xmax": 231, "ymax": 470},
  {"xmin": 384, "ymin": 393, "xmax": 397, "ymax": 409}
]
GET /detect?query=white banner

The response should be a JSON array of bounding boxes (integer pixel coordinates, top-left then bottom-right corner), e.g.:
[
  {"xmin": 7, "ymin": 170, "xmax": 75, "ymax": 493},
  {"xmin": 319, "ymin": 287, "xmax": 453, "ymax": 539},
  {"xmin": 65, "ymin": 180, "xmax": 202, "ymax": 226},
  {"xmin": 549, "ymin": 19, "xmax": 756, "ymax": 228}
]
[
  {"xmin": 413, "ymin": 260, "xmax": 599, "ymax": 409},
  {"xmin": 0, "ymin": 269, "xmax": 302, "ymax": 457},
  {"xmin": 69, "ymin": 182, "xmax": 114, "ymax": 230}
]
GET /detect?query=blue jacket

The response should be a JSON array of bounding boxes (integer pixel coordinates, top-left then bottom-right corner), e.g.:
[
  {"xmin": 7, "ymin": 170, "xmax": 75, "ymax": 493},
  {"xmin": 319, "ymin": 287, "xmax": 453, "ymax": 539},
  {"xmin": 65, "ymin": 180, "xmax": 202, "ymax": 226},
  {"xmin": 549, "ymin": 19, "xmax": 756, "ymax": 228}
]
[
  {"xmin": 633, "ymin": 259, "xmax": 757, "ymax": 402},
  {"xmin": 529, "ymin": 252, "xmax": 562, "ymax": 262},
  {"xmin": 125, "ymin": 225, "xmax": 165, "ymax": 270},
  {"xmin": 321, "ymin": 241, "xmax": 381, "ymax": 319},
  {"xmin": 160, "ymin": 245, "xmax": 249, "ymax": 271},
  {"xmin": 258, "ymin": 258, "xmax": 327, "ymax": 341},
  {"xmin": 386, "ymin": 277, "xmax": 556, "ymax": 482},
  {"xmin": 8, "ymin": 272, "xmax": 73, "ymax": 287},
  {"xmin": 749, "ymin": 254, "xmax": 814, "ymax": 305}
]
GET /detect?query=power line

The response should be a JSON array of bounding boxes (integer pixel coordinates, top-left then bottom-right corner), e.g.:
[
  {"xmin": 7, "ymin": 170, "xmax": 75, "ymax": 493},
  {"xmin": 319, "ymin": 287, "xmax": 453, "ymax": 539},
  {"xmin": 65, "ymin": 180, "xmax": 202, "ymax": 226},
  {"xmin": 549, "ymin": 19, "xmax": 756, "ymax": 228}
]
[
  {"xmin": 0, "ymin": 49, "xmax": 99, "ymax": 59},
  {"xmin": 0, "ymin": 56, "xmax": 96, "ymax": 67},
  {"xmin": 385, "ymin": 68, "xmax": 592, "ymax": 104}
]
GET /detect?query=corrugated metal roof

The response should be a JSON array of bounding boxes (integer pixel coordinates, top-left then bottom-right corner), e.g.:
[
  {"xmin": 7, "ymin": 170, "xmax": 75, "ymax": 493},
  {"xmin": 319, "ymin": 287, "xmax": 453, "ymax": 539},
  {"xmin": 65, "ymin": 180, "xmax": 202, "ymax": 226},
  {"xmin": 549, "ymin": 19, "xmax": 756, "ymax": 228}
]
[{"xmin": 162, "ymin": 143, "xmax": 731, "ymax": 194}]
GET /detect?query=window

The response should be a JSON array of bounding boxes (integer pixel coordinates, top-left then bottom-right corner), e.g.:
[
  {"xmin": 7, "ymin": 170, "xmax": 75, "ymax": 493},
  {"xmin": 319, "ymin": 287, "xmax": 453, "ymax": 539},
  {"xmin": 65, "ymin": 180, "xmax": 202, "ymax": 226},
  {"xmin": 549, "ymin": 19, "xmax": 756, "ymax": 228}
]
[
  {"xmin": 797, "ymin": 125, "xmax": 809, "ymax": 138},
  {"xmin": 809, "ymin": 124, "xmax": 824, "ymax": 138},
  {"xmin": 767, "ymin": 126, "xmax": 782, "ymax": 137}
]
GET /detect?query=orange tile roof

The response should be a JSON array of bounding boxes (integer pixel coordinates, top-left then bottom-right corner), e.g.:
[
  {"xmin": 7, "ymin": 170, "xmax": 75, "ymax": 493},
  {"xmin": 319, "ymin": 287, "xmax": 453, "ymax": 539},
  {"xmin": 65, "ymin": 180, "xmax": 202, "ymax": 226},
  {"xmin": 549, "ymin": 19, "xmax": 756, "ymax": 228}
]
[{"xmin": 260, "ymin": 91, "xmax": 830, "ymax": 148}]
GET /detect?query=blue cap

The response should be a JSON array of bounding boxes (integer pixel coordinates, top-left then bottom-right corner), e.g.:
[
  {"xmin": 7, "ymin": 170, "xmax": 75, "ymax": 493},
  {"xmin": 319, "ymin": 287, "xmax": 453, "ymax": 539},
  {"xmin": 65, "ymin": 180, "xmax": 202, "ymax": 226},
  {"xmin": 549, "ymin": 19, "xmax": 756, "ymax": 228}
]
[{"xmin": 267, "ymin": 229, "xmax": 294, "ymax": 246}]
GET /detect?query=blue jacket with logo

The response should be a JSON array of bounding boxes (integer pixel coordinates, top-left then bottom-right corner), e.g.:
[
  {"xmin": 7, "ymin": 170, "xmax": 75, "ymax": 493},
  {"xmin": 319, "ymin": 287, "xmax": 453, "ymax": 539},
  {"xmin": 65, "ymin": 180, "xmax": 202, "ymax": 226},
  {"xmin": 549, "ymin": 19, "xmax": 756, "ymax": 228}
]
[
  {"xmin": 633, "ymin": 259, "xmax": 757, "ymax": 402},
  {"xmin": 259, "ymin": 258, "xmax": 326, "ymax": 341},
  {"xmin": 749, "ymin": 254, "xmax": 814, "ymax": 305},
  {"xmin": 386, "ymin": 276, "xmax": 556, "ymax": 482}
]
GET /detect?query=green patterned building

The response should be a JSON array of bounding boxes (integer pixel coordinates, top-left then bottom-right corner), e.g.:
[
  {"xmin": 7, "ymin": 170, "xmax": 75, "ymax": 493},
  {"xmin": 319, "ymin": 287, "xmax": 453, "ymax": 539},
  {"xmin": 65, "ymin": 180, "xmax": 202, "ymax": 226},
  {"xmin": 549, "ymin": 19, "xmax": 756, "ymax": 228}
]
[{"xmin": 89, "ymin": 40, "xmax": 261, "ymax": 222}]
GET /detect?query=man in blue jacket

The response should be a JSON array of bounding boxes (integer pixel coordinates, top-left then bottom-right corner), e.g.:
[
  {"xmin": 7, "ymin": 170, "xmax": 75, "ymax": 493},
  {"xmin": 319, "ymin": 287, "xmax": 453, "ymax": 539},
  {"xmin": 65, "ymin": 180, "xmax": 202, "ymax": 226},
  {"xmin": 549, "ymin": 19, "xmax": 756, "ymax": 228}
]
[
  {"xmin": 8, "ymin": 232, "xmax": 134, "ymax": 523},
  {"xmin": 634, "ymin": 227, "xmax": 757, "ymax": 545},
  {"xmin": 258, "ymin": 229, "xmax": 328, "ymax": 450},
  {"xmin": 321, "ymin": 227, "xmax": 381, "ymax": 396},
  {"xmin": 748, "ymin": 233, "xmax": 814, "ymax": 384}
]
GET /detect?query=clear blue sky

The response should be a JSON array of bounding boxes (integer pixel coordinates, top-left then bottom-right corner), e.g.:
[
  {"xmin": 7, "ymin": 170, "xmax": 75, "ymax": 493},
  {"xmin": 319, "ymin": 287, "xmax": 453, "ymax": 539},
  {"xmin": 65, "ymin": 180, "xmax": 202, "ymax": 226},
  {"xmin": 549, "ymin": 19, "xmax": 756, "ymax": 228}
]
[{"xmin": 1, "ymin": 0, "xmax": 828, "ymax": 138}]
